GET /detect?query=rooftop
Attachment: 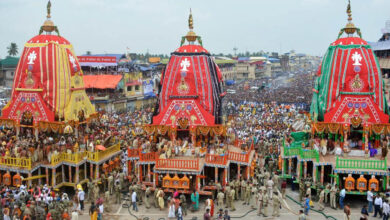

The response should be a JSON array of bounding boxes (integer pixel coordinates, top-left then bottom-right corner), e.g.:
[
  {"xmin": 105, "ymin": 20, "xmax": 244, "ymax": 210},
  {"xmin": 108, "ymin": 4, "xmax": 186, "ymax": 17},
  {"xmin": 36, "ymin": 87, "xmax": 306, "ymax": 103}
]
[{"xmin": 0, "ymin": 56, "xmax": 19, "ymax": 68}]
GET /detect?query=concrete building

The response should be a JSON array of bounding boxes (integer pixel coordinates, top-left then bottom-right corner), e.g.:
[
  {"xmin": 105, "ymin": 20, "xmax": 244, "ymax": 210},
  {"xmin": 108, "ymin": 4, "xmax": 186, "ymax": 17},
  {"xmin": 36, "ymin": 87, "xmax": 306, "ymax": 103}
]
[
  {"xmin": 235, "ymin": 61, "xmax": 256, "ymax": 79},
  {"xmin": 0, "ymin": 56, "xmax": 19, "ymax": 88},
  {"xmin": 214, "ymin": 59, "xmax": 237, "ymax": 81},
  {"xmin": 370, "ymin": 20, "xmax": 390, "ymax": 101}
]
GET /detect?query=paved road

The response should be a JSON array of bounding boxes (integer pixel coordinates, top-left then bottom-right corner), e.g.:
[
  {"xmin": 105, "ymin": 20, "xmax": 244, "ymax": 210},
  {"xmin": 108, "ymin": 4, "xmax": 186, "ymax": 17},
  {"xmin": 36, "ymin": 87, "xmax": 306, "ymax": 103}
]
[{"xmin": 77, "ymin": 189, "xmax": 372, "ymax": 220}]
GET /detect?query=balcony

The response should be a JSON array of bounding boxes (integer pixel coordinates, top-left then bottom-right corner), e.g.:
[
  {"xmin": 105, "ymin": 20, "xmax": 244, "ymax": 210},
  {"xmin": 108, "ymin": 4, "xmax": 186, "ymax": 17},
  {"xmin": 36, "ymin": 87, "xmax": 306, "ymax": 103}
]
[
  {"xmin": 228, "ymin": 151, "xmax": 250, "ymax": 163},
  {"xmin": 87, "ymin": 143, "xmax": 121, "ymax": 162},
  {"xmin": 205, "ymin": 154, "xmax": 228, "ymax": 166},
  {"xmin": 336, "ymin": 157, "xmax": 387, "ymax": 171},
  {"xmin": 51, "ymin": 151, "xmax": 87, "ymax": 166},
  {"xmin": 128, "ymin": 148, "xmax": 140, "ymax": 158},
  {"xmin": 156, "ymin": 158, "xmax": 199, "ymax": 170},
  {"xmin": 139, "ymin": 152, "xmax": 157, "ymax": 162},
  {"xmin": 0, "ymin": 157, "xmax": 31, "ymax": 169}
]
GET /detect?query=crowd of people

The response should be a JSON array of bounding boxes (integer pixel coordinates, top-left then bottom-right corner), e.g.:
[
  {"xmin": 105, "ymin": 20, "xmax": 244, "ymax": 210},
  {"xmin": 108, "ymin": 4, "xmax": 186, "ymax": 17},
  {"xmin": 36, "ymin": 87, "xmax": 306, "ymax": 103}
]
[
  {"xmin": 2, "ymin": 72, "xmax": 365, "ymax": 220},
  {"xmin": 224, "ymin": 73, "xmax": 313, "ymax": 106}
]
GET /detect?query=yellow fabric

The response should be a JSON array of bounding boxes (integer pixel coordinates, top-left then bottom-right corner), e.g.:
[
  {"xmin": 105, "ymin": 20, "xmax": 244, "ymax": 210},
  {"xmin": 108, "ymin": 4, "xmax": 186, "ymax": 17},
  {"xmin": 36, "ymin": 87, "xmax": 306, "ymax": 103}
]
[
  {"xmin": 24, "ymin": 41, "xmax": 73, "ymax": 49},
  {"xmin": 63, "ymin": 89, "xmax": 95, "ymax": 122},
  {"xmin": 91, "ymin": 211, "xmax": 98, "ymax": 220}
]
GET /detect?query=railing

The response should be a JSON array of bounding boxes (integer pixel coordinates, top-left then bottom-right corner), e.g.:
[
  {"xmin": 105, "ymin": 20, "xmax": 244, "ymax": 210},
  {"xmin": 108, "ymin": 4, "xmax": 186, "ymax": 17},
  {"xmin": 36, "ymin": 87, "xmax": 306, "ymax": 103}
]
[
  {"xmin": 283, "ymin": 146, "xmax": 319, "ymax": 162},
  {"xmin": 51, "ymin": 153, "xmax": 62, "ymax": 166},
  {"xmin": 336, "ymin": 157, "xmax": 387, "ymax": 171},
  {"xmin": 0, "ymin": 157, "xmax": 31, "ymax": 169},
  {"xmin": 284, "ymin": 147, "xmax": 301, "ymax": 157},
  {"xmin": 228, "ymin": 151, "xmax": 249, "ymax": 163},
  {"xmin": 62, "ymin": 151, "xmax": 87, "ymax": 164},
  {"xmin": 87, "ymin": 143, "xmax": 121, "ymax": 162},
  {"xmin": 205, "ymin": 154, "xmax": 228, "ymax": 166},
  {"xmin": 128, "ymin": 148, "xmax": 140, "ymax": 158},
  {"xmin": 51, "ymin": 152, "xmax": 88, "ymax": 166},
  {"xmin": 301, "ymin": 149, "xmax": 319, "ymax": 162},
  {"xmin": 139, "ymin": 152, "xmax": 157, "ymax": 162},
  {"xmin": 156, "ymin": 158, "xmax": 199, "ymax": 170}
]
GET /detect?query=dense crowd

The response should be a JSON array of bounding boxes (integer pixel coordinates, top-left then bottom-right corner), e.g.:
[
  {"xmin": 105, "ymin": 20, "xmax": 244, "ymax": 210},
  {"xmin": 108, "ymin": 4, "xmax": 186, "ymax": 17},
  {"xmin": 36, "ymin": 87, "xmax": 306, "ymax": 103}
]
[
  {"xmin": 0, "ymin": 73, "xmax": 317, "ymax": 219},
  {"xmin": 225, "ymin": 73, "xmax": 313, "ymax": 106}
]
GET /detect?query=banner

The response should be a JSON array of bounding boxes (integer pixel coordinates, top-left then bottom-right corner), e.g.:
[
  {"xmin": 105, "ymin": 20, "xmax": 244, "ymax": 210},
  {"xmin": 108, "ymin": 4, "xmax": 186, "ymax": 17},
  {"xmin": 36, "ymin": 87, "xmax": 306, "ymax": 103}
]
[
  {"xmin": 77, "ymin": 56, "xmax": 116, "ymax": 63},
  {"xmin": 143, "ymin": 80, "xmax": 155, "ymax": 97}
]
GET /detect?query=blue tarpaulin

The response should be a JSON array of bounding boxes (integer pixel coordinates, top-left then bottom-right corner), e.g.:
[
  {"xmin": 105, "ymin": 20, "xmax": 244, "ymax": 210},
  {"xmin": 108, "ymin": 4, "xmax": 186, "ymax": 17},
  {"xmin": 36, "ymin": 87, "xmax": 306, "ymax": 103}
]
[{"xmin": 225, "ymin": 80, "xmax": 235, "ymax": 85}]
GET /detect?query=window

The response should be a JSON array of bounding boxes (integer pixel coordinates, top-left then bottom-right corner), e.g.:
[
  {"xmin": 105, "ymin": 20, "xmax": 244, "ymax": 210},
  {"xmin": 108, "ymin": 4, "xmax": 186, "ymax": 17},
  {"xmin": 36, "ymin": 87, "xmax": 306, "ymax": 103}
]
[
  {"xmin": 135, "ymin": 85, "xmax": 140, "ymax": 90},
  {"xmin": 127, "ymin": 86, "xmax": 132, "ymax": 91},
  {"xmin": 11, "ymin": 72, "xmax": 14, "ymax": 76}
]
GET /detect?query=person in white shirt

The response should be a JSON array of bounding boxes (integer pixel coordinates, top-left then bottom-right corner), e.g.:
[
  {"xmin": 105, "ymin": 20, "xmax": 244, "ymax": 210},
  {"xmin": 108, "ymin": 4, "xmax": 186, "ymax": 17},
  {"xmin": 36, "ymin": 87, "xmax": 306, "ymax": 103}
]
[
  {"xmin": 339, "ymin": 188, "xmax": 346, "ymax": 209},
  {"xmin": 71, "ymin": 210, "xmax": 79, "ymax": 220},
  {"xmin": 99, "ymin": 203, "xmax": 104, "ymax": 215},
  {"xmin": 266, "ymin": 178, "xmax": 274, "ymax": 198},
  {"xmin": 374, "ymin": 194, "xmax": 383, "ymax": 217},
  {"xmin": 383, "ymin": 199, "xmax": 390, "ymax": 220},
  {"xmin": 367, "ymin": 189, "xmax": 374, "ymax": 213},
  {"xmin": 78, "ymin": 189, "xmax": 85, "ymax": 211},
  {"xmin": 131, "ymin": 191, "xmax": 138, "ymax": 212}
]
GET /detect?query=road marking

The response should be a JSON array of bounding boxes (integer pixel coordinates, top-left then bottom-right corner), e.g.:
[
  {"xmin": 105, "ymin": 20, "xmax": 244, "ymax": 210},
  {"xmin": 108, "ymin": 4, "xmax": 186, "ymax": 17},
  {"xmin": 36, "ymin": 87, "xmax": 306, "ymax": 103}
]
[{"xmin": 116, "ymin": 201, "xmax": 126, "ymax": 214}]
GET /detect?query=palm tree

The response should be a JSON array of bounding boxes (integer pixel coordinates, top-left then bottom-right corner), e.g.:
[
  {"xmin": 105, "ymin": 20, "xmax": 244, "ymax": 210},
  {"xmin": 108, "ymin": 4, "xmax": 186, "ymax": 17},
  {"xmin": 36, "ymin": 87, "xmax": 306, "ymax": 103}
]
[{"xmin": 7, "ymin": 43, "xmax": 18, "ymax": 56}]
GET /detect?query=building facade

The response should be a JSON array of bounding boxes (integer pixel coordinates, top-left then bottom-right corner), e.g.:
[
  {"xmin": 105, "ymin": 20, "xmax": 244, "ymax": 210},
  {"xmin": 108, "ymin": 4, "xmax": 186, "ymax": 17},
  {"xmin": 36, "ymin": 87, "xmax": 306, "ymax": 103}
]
[{"xmin": 0, "ymin": 56, "xmax": 19, "ymax": 88}]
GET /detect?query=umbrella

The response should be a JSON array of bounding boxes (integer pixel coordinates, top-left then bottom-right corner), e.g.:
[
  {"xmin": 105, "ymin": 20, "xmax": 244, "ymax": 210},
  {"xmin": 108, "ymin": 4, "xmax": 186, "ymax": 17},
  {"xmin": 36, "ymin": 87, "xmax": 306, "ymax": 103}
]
[
  {"xmin": 95, "ymin": 145, "xmax": 106, "ymax": 151},
  {"xmin": 63, "ymin": 125, "xmax": 73, "ymax": 134}
]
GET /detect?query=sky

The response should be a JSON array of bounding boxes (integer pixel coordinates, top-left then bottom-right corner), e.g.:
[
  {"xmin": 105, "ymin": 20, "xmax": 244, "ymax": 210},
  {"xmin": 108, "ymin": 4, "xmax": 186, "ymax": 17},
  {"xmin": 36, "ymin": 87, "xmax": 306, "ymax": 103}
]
[{"xmin": 0, "ymin": 0, "xmax": 389, "ymax": 58}]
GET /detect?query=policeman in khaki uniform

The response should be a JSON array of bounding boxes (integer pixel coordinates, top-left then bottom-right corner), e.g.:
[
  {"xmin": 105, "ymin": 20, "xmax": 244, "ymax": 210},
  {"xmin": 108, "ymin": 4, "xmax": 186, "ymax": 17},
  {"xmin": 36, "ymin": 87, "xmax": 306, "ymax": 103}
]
[
  {"xmin": 229, "ymin": 188, "xmax": 236, "ymax": 211},
  {"xmin": 244, "ymin": 182, "xmax": 252, "ymax": 205},
  {"xmin": 225, "ymin": 185, "xmax": 231, "ymax": 208},
  {"xmin": 272, "ymin": 173, "xmax": 279, "ymax": 190},
  {"xmin": 101, "ymin": 173, "xmax": 107, "ymax": 193},
  {"xmin": 318, "ymin": 187, "xmax": 325, "ymax": 211},
  {"xmin": 105, "ymin": 191, "xmax": 112, "ymax": 212},
  {"xmin": 272, "ymin": 192, "xmax": 281, "ymax": 217},
  {"xmin": 257, "ymin": 187, "xmax": 264, "ymax": 216},
  {"xmin": 114, "ymin": 181, "xmax": 121, "ymax": 204},
  {"xmin": 153, "ymin": 188, "xmax": 159, "ymax": 208},
  {"xmin": 330, "ymin": 184, "xmax": 338, "ymax": 209},
  {"xmin": 262, "ymin": 188, "xmax": 269, "ymax": 217},
  {"xmin": 234, "ymin": 179, "xmax": 240, "ymax": 201},
  {"xmin": 180, "ymin": 193, "xmax": 187, "ymax": 216},
  {"xmin": 145, "ymin": 186, "xmax": 151, "ymax": 209},
  {"xmin": 240, "ymin": 179, "xmax": 246, "ymax": 201},
  {"xmin": 250, "ymin": 185, "xmax": 258, "ymax": 209},
  {"xmin": 87, "ymin": 180, "xmax": 94, "ymax": 201},
  {"xmin": 108, "ymin": 174, "xmax": 114, "ymax": 195},
  {"xmin": 325, "ymin": 183, "xmax": 331, "ymax": 204},
  {"xmin": 217, "ymin": 190, "xmax": 225, "ymax": 209},
  {"xmin": 305, "ymin": 182, "xmax": 311, "ymax": 199},
  {"xmin": 299, "ymin": 181, "xmax": 305, "ymax": 202}
]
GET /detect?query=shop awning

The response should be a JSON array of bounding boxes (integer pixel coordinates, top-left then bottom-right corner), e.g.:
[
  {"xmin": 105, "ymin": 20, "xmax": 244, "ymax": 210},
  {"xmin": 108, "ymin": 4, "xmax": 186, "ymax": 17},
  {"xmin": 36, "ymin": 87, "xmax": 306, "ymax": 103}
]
[{"xmin": 83, "ymin": 75, "xmax": 123, "ymax": 89}]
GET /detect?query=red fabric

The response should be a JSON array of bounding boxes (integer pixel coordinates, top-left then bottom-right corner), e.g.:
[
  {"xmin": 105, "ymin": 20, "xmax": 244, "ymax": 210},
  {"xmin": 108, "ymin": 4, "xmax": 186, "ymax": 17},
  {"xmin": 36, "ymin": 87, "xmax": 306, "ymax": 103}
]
[
  {"xmin": 83, "ymin": 75, "xmax": 122, "ymax": 89},
  {"xmin": 153, "ymin": 99, "xmax": 215, "ymax": 126},
  {"xmin": 153, "ymin": 43, "xmax": 224, "ymax": 127},
  {"xmin": 174, "ymin": 45, "xmax": 209, "ymax": 53},
  {"xmin": 323, "ymin": 37, "xmax": 388, "ymax": 124},
  {"xmin": 2, "ymin": 34, "xmax": 80, "ymax": 122},
  {"xmin": 1, "ymin": 92, "xmax": 55, "ymax": 122}
]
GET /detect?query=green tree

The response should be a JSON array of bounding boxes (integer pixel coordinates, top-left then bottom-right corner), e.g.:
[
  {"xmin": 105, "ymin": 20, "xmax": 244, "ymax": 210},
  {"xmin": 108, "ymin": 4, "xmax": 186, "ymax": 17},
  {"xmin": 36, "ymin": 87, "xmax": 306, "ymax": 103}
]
[
  {"xmin": 7, "ymin": 42, "xmax": 18, "ymax": 56},
  {"xmin": 86, "ymin": 51, "xmax": 92, "ymax": 55}
]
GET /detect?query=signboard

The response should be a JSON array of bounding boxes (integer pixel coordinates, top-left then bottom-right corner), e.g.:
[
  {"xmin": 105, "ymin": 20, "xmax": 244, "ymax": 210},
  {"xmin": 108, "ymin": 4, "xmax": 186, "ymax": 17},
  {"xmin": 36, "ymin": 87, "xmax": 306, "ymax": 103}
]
[
  {"xmin": 143, "ymin": 79, "xmax": 155, "ymax": 97},
  {"xmin": 77, "ymin": 56, "xmax": 116, "ymax": 63},
  {"xmin": 148, "ymin": 57, "xmax": 161, "ymax": 63}
]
